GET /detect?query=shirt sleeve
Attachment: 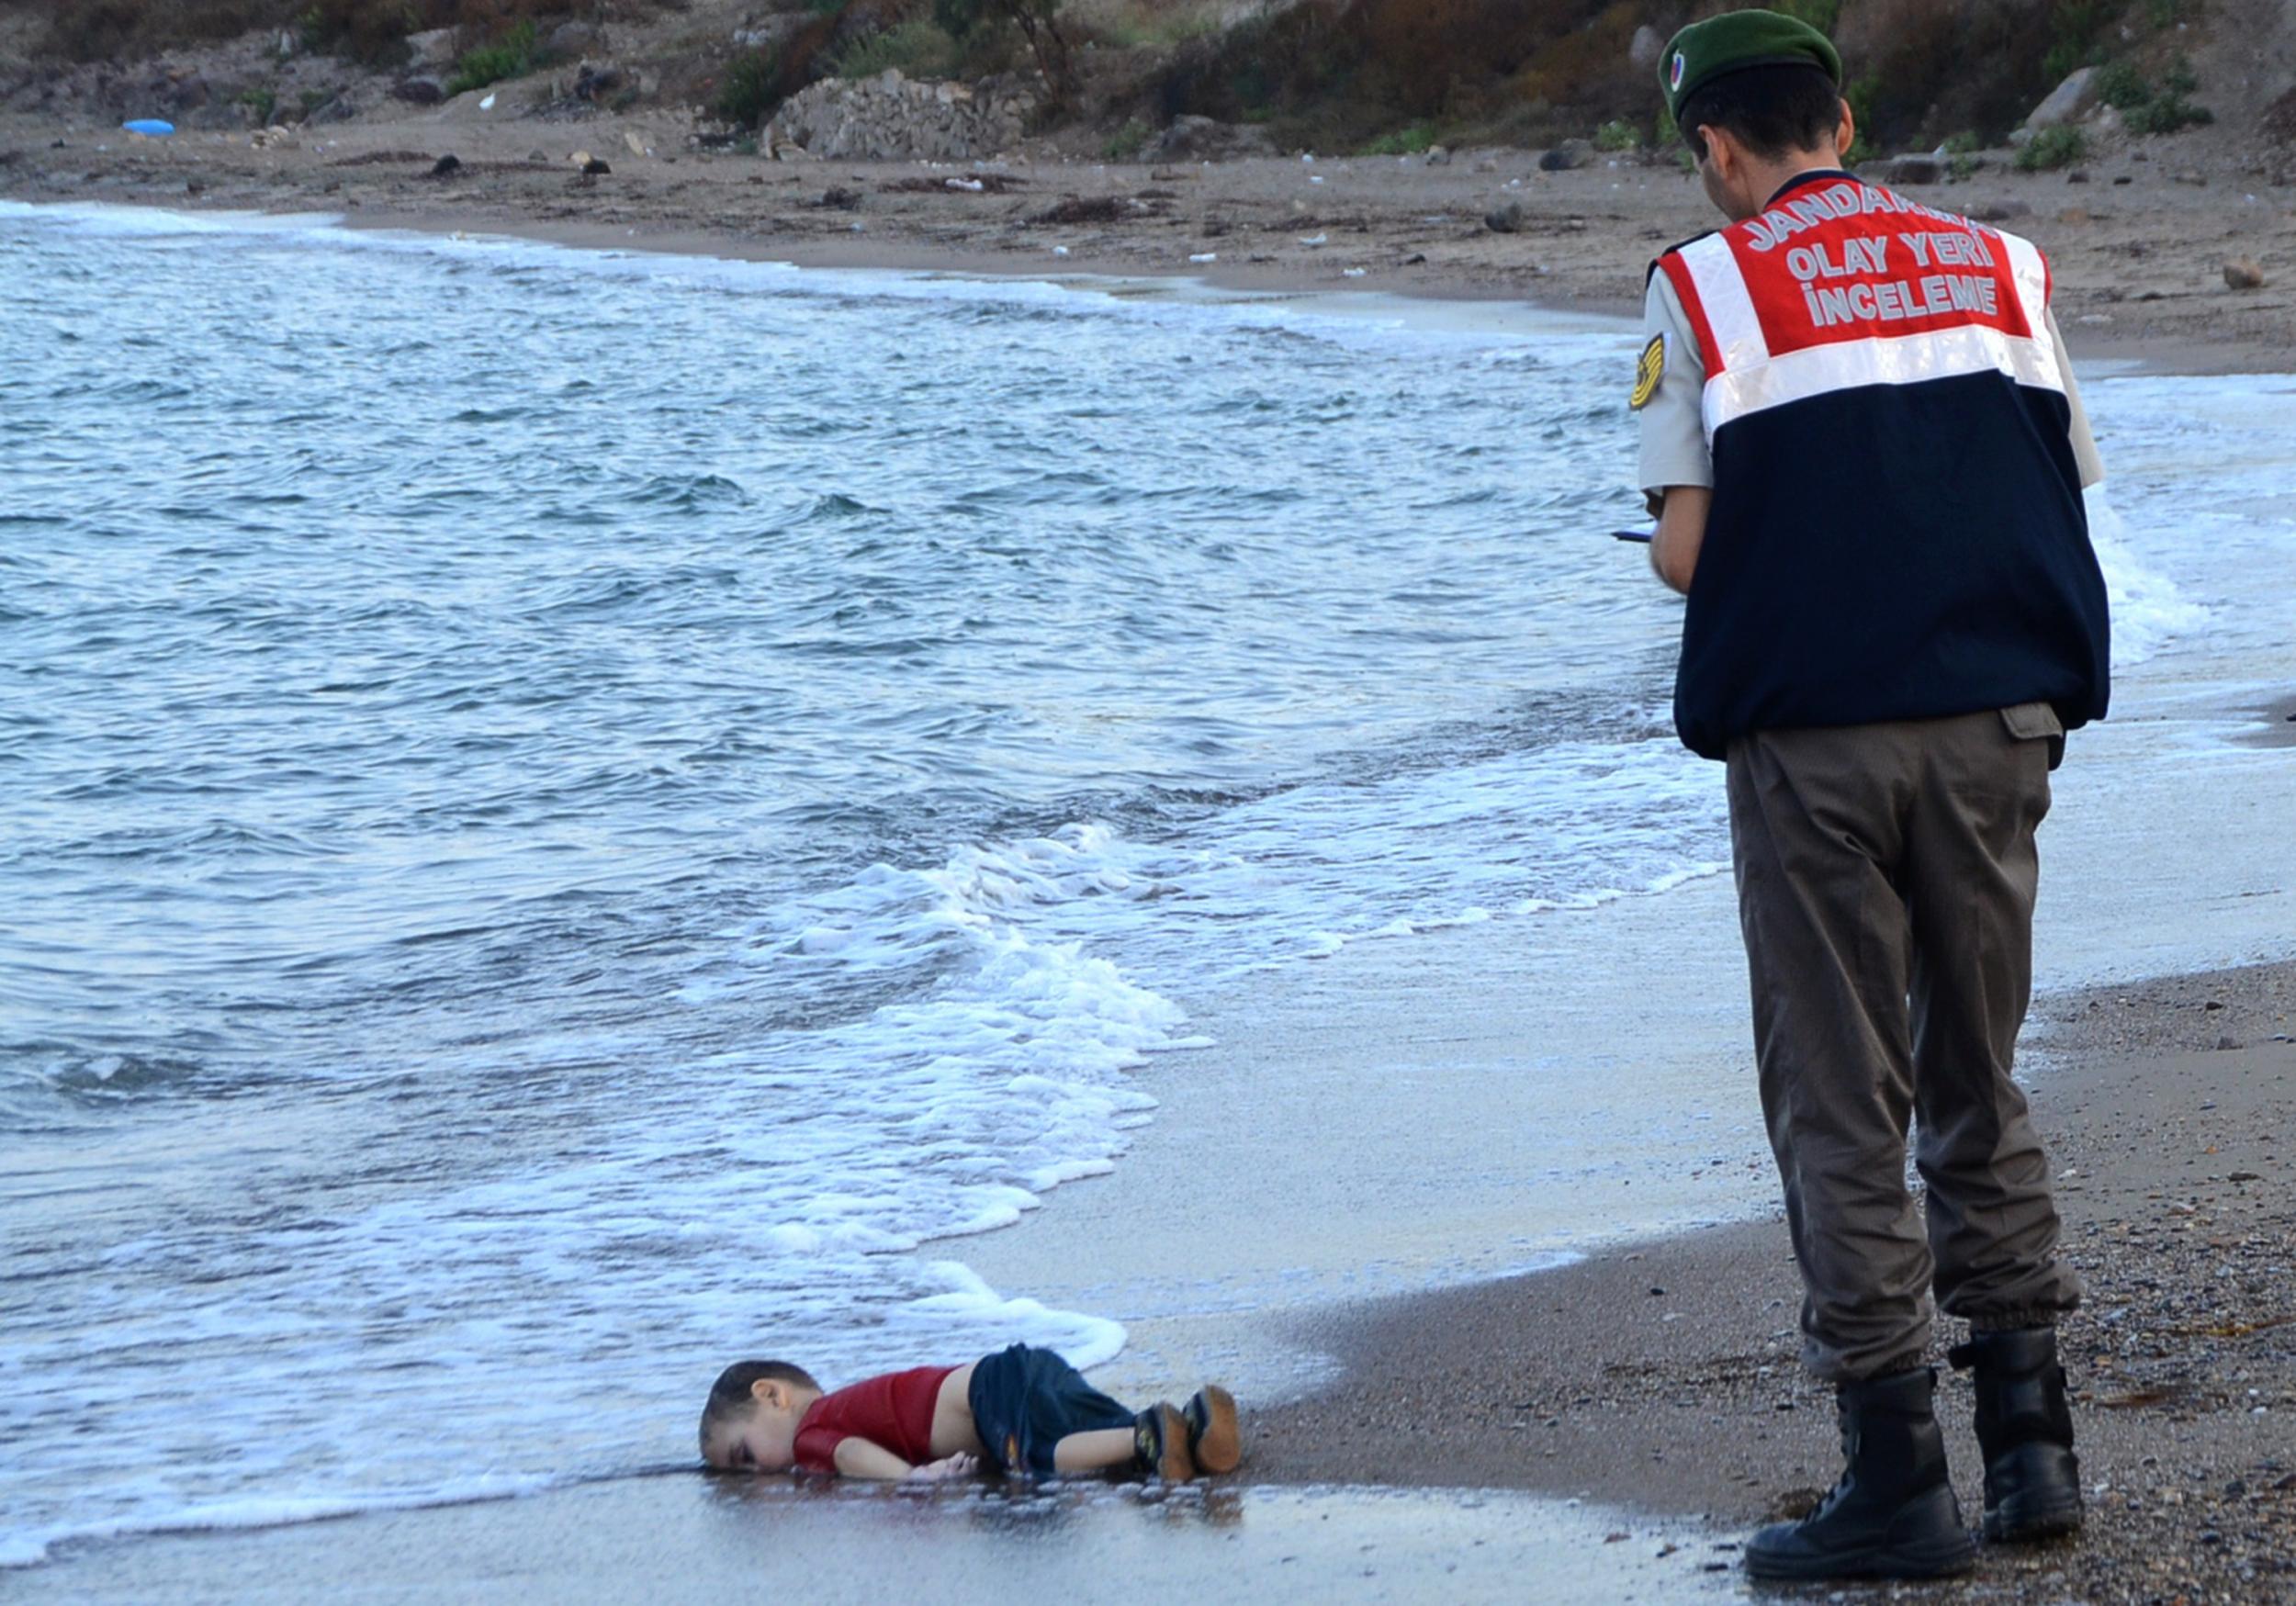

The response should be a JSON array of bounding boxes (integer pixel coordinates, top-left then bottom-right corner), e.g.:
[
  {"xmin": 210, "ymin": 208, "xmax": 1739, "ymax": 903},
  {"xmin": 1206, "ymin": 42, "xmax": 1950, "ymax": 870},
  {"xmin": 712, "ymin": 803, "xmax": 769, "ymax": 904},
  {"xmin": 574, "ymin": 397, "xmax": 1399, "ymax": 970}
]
[
  {"xmin": 1636, "ymin": 268, "xmax": 1713, "ymax": 517},
  {"xmin": 2045, "ymin": 305, "xmax": 2106, "ymax": 489},
  {"xmin": 792, "ymin": 1421, "xmax": 844, "ymax": 1473}
]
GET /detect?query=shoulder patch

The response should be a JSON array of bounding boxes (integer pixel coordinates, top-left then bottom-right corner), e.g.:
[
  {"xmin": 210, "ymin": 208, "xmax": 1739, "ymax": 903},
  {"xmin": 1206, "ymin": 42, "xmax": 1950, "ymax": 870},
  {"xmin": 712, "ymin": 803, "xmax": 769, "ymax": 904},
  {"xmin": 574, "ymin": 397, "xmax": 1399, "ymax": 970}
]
[{"xmin": 1629, "ymin": 333, "xmax": 1665, "ymax": 410}]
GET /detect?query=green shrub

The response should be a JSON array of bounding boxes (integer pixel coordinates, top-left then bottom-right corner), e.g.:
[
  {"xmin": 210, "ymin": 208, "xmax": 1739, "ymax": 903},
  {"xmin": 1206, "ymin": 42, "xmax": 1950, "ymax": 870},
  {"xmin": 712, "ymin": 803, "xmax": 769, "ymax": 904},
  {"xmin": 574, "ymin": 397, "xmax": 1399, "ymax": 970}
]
[
  {"xmin": 2094, "ymin": 60, "xmax": 2150, "ymax": 108},
  {"xmin": 1592, "ymin": 117, "xmax": 1639, "ymax": 152},
  {"xmin": 297, "ymin": 0, "xmax": 424, "ymax": 65},
  {"xmin": 1101, "ymin": 118, "xmax": 1151, "ymax": 158},
  {"xmin": 2125, "ymin": 93, "xmax": 2212, "ymax": 133},
  {"xmin": 715, "ymin": 48, "xmax": 784, "ymax": 127},
  {"xmin": 445, "ymin": 18, "xmax": 536, "ymax": 95},
  {"xmin": 1361, "ymin": 122, "xmax": 1436, "ymax": 155},
  {"xmin": 237, "ymin": 85, "xmax": 277, "ymax": 123},
  {"xmin": 1940, "ymin": 129, "xmax": 1983, "ymax": 154},
  {"xmin": 833, "ymin": 17, "xmax": 962, "ymax": 78},
  {"xmin": 2015, "ymin": 124, "xmax": 2087, "ymax": 170}
]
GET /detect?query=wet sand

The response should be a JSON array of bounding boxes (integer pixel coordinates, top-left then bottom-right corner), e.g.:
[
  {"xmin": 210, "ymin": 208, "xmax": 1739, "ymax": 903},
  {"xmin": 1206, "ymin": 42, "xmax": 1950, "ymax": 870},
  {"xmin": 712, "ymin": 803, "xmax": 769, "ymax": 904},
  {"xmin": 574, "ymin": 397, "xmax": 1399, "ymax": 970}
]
[
  {"xmin": 6, "ymin": 101, "xmax": 2294, "ymax": 375},
  {"xmin": 1248, "ymin": 964, "xmax": 2296, "ymax": 1604}
]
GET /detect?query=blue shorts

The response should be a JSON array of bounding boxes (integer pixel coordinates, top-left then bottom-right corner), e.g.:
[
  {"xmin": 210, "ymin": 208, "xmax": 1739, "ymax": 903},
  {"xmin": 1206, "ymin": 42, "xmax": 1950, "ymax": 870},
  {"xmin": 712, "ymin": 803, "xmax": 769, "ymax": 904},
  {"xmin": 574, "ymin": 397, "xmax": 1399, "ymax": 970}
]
[{"xmin": 966, "ymin": 1343, "xmax": 1135, "ymax": 1476}]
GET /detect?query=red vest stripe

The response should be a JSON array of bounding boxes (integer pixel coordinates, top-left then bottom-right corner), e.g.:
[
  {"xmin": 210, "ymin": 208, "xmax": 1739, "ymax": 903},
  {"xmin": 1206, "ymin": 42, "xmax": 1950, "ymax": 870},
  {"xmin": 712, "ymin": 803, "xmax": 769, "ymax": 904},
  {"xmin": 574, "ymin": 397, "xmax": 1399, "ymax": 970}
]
[{"xmin": 1660, "ymin": 178, "xmax": 2061, "ymax": 440}]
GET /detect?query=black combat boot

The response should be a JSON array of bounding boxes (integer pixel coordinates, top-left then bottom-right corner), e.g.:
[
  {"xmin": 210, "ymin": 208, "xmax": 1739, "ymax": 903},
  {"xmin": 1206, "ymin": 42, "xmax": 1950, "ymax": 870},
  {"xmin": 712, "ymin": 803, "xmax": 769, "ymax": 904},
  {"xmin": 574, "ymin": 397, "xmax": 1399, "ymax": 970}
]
[
  {"xmin": 1948, "ymin": 1325, "xmax": 2084, "ymax": 1542},
  {"xmin": 1744, "ymin": 1367, "xmax": 1975, "ymax": 1580}
]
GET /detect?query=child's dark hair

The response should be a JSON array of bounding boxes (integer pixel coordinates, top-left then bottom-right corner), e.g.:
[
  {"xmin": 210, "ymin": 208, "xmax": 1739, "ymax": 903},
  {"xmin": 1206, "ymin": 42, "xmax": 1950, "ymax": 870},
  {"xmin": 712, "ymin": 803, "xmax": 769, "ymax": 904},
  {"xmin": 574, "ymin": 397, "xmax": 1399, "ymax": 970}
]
[
  {"xmin": 1679, "ymin": 62, "xmax": 1845, "ymax": 163},
  {"xmin": 698, "ymin": 1359, "xmax": 820, "ymax": 1448}
]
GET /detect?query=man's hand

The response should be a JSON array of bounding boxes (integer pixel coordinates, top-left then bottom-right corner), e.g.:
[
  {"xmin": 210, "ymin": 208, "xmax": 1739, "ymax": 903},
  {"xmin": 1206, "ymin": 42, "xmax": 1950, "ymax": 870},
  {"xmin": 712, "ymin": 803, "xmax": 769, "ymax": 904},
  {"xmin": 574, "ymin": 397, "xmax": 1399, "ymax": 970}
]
[
  {"xmin": 904, "ymin": 1453, "xmax": 980, "ymax": 1483},
  {"xmin": 1650, "ymin": 485, "xmax": 1712, "ymax": 595}
]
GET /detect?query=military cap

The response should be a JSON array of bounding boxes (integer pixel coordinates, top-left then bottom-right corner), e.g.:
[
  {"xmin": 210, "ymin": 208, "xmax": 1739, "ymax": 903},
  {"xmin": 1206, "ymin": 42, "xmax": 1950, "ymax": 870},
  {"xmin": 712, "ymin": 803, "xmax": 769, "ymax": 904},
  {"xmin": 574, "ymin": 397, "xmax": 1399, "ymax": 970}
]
[{"xmin": 1660, "ymin": 8, "xmax": 1843, "ymax": 124}]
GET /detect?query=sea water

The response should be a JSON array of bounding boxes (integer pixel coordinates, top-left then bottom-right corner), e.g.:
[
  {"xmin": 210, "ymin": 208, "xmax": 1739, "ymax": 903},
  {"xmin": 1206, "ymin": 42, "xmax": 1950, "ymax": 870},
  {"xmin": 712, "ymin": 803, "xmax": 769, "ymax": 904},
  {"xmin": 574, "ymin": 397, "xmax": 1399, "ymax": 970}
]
[{"xmin": 2, "ymin": 201, "xmax": 2290, "ymax": 1568}]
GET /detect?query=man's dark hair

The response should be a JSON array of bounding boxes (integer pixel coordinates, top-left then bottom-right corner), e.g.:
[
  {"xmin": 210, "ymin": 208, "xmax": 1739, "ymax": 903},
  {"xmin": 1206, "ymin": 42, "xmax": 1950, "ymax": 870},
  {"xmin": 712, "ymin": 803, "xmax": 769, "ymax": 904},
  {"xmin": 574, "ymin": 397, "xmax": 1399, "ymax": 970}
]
[
  {"xmin": 1678, "ymin": 62, "xmax": 1845, "ymax": 163},
  {"xmin": 698, "ymin": 1359, "xmax": 820, "ymax": 1450}
]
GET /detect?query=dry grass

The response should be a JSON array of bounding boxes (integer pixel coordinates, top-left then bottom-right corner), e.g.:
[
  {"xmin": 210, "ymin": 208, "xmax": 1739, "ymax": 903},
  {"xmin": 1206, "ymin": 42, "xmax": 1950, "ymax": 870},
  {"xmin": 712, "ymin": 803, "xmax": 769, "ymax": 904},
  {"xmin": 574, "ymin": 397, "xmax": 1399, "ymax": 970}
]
[{"xmin": 26, "ymin": 0, "xmax": 624, "ymax": 65}]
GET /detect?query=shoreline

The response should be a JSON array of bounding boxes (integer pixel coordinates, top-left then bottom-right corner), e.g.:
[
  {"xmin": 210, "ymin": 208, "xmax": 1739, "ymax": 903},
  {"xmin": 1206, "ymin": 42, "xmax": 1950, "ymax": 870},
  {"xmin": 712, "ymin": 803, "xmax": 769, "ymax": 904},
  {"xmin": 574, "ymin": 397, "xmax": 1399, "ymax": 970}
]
[
  {"xmin": 1239, "ymin": 959, "xmax": 2296, "ymax": 1601},
  {"xmin": 23, "ymin": 960, "xmax": 2293, "ymax": 1601},
  {"xmin": 6, "ymin": 107, "xmax": 2293, "ymax": 376}
]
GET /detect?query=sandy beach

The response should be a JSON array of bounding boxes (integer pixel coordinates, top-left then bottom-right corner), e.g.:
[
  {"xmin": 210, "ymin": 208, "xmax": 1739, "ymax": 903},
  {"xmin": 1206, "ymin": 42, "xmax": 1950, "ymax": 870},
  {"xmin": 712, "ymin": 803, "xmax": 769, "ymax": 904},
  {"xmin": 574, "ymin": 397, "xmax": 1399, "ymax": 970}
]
[
  {"xmin": 5, "ymin": 95, "xmax": 2294, "ymax": 374},
  {"xmin": 8, "ymin": 72, "xmax": 2296, "ymax": 1600}
]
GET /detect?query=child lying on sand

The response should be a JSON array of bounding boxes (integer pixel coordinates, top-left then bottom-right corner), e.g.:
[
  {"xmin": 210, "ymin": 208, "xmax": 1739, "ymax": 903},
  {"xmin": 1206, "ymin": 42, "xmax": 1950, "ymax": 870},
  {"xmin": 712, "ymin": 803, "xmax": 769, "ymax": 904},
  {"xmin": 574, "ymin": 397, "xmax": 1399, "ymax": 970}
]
[{"xmin": 699, "ymin": 1342, "xmax": 1241, "ymax": 1483}]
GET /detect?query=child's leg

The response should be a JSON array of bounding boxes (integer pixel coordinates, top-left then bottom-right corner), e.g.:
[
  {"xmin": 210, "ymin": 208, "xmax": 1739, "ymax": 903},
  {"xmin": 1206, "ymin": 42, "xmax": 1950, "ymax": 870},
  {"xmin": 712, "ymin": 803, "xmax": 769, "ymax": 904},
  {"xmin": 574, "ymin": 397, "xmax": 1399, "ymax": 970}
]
[{"xmin": 1051, "ymin": 1428, "xmax": 1138, "ymax": 1474}]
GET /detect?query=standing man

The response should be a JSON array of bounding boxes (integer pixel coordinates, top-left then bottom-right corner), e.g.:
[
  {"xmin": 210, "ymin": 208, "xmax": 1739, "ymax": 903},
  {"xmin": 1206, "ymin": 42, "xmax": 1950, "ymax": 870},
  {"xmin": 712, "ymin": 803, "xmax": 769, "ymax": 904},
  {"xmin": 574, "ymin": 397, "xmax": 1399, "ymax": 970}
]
[{"xmin": 1633, "ymin": 10, "xmax": 2111, "ymax": 1583}]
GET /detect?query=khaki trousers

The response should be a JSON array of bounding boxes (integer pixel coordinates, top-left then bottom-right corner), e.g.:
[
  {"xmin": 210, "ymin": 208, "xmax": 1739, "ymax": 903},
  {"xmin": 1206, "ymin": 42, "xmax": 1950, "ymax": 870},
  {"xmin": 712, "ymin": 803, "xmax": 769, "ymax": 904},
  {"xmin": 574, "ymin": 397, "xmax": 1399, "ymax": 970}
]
[{"xmin": 1726, "ymin": 705, "xmax": 2083, "ymax": 1382}]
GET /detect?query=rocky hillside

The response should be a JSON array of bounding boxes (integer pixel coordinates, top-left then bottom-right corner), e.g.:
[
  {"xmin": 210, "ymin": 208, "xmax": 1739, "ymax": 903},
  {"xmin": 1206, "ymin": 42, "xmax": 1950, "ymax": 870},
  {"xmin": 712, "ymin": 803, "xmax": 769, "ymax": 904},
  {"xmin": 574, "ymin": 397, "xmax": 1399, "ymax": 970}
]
[{"xmin": 2, "ymin": 0, "xmax": 2290, "ymax": 177}]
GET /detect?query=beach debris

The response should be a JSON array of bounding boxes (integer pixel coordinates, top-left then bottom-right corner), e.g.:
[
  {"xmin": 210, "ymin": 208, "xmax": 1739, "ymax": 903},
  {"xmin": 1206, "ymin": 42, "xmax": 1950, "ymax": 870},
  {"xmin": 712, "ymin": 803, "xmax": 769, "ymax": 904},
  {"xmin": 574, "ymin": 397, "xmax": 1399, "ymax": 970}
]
[
  {"xmin": 815, "ymin": 185, "xmax": 861, "ymax": 208},
  {"xmin": 624, "ymin": 131, "xmax": 647, "ymax": 159},
  {"xmin": 121, "ymin": 118, "xmax": 174, "ymax": 138},
  {"xmin": 1484, "ymin": 201, "xmax": 1524, "ymax": 233},
  {"xmin": 1539, "ymin": 140, "xmax": 1593, "ymax": 172},
  {"xmin": 581, "ymin": 158, "xmax": 612, "ymax": 176},
  {"xmin": 1424, "ymin": 145, "xmax": 1450, "ymax": 165},
  {"xmin": 570, "ymin": 150, "xmax": 592, "ymax": 167},
  {"xmin": 1051, "ymin": 245, "xmax": 1069, "ymax": 256},
  {"xmin": 1342, "ymin": 267, "xmax": 1367, "ymax": 276},
  {"xmin": 1299, "ymin": 232, "xmax": 1328, "ymax": 246},
  {"xmin": 1188, "ymin": 252, "xmax": 1218, "ymax": 263},
  {"xmin": 479, "ymin": 93, "xmax": 498, "ymax": 111},
  {"xmin": 884, "ymin": 172, "xmax": 1022, "ymax": 195},
  {"xmin": 430, "ymin": 153, "xmax": 461, "ymax": 177},
  {"xmin": 1031, "ymin": 195, "xmax": 1124, "ymax": 225},
  {"xmin": 394, "ymin": 77, "xmax": 445, "ymax": 106},
  {"xmin": 2066, "ymin": 168, "xmax": 2091, "ymax": 184},
  {"xmin": 1401, "ymin": 253, "xmax": 1426, "ymax": 264},
  {"xmin": 2223, "ymin": 256, "xmax": 2267, "ymax": 290}
]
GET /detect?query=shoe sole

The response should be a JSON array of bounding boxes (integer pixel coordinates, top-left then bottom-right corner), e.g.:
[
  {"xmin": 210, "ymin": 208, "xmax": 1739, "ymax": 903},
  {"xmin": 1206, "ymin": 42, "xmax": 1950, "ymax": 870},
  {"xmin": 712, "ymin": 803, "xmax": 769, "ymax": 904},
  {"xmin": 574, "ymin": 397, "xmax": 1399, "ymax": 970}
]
[
  {"xmin": 1150, "ymin": 1405, "xmax": 1195, "ymax": 1483},
  {"xmin": 1745, "ymin": 1535, "xmax": 1976, "ymax": 1581},
  {"xmin": 1191, "ymin": 1385, "xmax": 1242, "ymax": 1475},
  {"xmin": 1985, "ymin": 1500, "xmax": 2085, "ymax": 1544}
]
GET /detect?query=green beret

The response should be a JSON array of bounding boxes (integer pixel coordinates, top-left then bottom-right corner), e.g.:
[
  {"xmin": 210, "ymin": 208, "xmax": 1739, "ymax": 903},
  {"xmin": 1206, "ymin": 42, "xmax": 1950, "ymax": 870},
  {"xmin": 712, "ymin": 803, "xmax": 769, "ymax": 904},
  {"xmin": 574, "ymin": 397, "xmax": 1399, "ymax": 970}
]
[{"xmin": 1660, "ymin": 8, "xmax": 1842, "ymax": 124}]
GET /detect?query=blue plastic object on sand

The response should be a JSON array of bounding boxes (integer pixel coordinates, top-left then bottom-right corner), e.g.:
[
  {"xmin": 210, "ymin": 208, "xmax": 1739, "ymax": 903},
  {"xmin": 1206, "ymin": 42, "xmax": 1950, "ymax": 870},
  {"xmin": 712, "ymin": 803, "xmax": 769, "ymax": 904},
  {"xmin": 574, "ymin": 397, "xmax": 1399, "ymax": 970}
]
[{"xmin": 121, "ymin": 118, "xmax": 175, "ymax": 137}]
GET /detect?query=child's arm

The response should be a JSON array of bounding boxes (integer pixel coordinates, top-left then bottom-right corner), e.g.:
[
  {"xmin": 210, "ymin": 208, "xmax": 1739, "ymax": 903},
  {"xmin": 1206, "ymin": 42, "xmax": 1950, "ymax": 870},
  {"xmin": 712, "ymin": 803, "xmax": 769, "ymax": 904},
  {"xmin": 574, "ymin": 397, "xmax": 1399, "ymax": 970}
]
[{"xmin": 830, "ymin": 1438, "xmax": 979, "ymax": 1482}]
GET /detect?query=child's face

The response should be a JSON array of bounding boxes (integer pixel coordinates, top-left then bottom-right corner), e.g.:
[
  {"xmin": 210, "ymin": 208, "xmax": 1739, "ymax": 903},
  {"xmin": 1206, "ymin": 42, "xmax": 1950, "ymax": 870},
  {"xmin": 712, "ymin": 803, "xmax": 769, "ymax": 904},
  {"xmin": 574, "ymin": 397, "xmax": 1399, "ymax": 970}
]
[{"xmin": 703, "ymin": 1385, "xmax": 803, "ymax": 1474}]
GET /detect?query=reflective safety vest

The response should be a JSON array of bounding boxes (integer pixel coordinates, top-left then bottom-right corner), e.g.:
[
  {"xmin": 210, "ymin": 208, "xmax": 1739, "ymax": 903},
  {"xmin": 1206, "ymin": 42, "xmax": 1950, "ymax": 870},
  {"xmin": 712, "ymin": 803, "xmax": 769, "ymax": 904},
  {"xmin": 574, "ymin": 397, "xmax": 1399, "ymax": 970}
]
[{"xmin": 1653, "ymin": 170, "xmax": 2110, "ymax": 760}]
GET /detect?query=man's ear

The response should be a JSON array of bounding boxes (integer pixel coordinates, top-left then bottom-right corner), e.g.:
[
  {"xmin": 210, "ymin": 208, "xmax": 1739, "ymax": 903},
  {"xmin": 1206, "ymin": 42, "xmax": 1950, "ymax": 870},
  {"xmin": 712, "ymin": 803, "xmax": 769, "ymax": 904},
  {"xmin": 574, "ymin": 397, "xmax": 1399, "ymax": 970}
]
[{"xmin": 1835, "ymin": 96, "xmax": 1855, "ymax": 159}]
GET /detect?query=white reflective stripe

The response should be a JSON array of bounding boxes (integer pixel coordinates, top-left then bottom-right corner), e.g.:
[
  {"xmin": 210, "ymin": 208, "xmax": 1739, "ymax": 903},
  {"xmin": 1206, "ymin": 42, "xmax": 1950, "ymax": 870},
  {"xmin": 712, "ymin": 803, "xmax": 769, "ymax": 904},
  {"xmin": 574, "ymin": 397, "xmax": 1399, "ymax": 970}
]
[
  {"xmin": 1676, "ymin": 233, "xmax": 1769, "ymax": 375},
  {"xmin": 1997, "ymin": 230, "xmax": 2063, "ymax": 391},
  {"xmin": 1703, "ymin": 324, "xmax": 2065, "ymax": 434}
]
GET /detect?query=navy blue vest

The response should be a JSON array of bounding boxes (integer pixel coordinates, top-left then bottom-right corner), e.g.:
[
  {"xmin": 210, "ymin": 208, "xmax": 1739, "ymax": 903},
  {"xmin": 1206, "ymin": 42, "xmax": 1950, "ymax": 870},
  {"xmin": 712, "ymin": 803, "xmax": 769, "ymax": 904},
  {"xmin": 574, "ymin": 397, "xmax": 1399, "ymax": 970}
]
[{"xmin": 1655, "ymin": 173, "xmax": 2110, "ymax": 760}]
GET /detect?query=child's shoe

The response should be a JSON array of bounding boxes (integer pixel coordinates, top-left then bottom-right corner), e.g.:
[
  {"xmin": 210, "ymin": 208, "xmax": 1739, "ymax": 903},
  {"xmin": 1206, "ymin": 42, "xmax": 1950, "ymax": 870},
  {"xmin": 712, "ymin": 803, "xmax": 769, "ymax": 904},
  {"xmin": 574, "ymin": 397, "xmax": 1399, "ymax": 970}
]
[
  {"xmin": 1132, "ymin": 1404, "xmax": 1196, "ymax": 1482},
  {"xmin": 1182, "ymin": 1385, "xmax": 1242, "ymax": 1475}
]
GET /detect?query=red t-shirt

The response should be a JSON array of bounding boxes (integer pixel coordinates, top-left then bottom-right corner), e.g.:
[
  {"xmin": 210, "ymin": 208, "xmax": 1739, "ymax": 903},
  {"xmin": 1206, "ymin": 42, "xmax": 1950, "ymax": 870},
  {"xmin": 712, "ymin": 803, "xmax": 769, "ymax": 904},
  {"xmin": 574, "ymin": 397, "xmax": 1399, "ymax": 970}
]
[{"xmin": 792, "ymin": 1365, "xmax": 957, "ymax": 1474}]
